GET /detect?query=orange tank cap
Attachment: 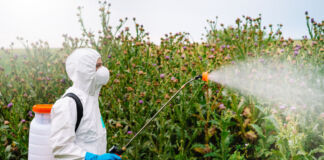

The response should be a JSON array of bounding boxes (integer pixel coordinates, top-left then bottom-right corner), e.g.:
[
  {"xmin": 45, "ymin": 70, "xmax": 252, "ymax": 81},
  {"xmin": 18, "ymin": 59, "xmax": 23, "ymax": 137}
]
[
  {"xmin": 32, "ymin": 104, "xmax": 53, "ymax": 114},
  {"xmin": 202, "ymin": 72, "xmax": 208, "ymax": 82}
]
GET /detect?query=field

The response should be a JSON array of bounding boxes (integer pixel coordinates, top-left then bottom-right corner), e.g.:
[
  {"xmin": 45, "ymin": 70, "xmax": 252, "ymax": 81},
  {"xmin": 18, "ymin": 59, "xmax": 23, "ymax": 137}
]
[{"xmin": 0, "ymin": 2, "xmax": 323, "ymax": 160}]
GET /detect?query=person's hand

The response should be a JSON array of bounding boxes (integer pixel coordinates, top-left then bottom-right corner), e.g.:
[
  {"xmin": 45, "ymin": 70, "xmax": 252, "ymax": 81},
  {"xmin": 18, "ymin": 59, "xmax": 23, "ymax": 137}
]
[{"xmin": 85, "ymin": 152, "xmax": 122, "ymax": 160}]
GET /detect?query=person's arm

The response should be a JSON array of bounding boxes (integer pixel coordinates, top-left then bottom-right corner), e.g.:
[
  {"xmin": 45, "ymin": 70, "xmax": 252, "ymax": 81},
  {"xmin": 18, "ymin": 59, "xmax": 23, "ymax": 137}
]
[{"xmin": 50, "ymin": 98, "xmax": 86, "ymax": 160}]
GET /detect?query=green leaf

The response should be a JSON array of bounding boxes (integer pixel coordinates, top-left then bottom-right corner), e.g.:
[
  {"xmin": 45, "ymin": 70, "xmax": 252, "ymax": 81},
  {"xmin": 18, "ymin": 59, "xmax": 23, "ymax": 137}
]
[
  {"xmin": 263, "ymin": 115, "xmax": 279, "ymax": 132},
  {"xmin": 251, "ymin": 124, "xmax": 265, "ymax": 138}
]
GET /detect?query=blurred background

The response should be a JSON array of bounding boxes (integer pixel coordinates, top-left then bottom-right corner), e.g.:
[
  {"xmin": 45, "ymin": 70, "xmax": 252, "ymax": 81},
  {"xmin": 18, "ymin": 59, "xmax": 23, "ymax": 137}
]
[{"xmin": 0, "ymin": 0, "xmax": 323, "ymax": 48}]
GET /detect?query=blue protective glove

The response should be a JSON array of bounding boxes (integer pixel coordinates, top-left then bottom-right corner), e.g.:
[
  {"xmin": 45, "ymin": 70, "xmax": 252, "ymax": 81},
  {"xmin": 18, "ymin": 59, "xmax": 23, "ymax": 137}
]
[{"xmin": 85, "ymin": 152, "xmax": 122, "ymax": 160}]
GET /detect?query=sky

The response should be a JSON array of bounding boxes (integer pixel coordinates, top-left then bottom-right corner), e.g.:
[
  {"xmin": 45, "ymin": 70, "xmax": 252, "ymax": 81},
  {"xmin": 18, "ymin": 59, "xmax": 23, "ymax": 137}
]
[{"xmin": 0, "ymin": 0, "xmax": 323, "ymax": 48}]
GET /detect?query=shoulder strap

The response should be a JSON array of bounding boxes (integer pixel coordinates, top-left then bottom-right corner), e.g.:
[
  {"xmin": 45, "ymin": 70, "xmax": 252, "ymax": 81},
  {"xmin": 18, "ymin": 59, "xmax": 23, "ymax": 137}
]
[{"xmin": 64, "ymin": 93, "xmax": 83, "ymax": 132}]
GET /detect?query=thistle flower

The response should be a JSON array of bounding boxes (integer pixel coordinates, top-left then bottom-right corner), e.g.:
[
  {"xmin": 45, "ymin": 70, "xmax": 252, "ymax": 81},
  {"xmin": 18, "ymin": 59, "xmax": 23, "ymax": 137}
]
[
  {"xmin": 165, "ymin": 56, "xmax": 170, "ymax": 60},
  {"xmin": 7, "ymin": 102, "xmax": 13, "ymax": 108},
  {"xmin": 183, "ymin": 46, "xmax": 187, "ymax": 50},
  {"xmin": 4, "ymin": 121, "xmax": 9, "ymax": 125},
  {"xmin": 279, "ymin": 105, "xmax": 286, "ymax": 109},
  {"xmin": 210, "ymin": 48, "xmax": 215, "ymax": 52},
  {"xmin": 28, "ymin": 111, "xmax": 33, "ymax": 117},
  {"xmin": 21, "ymin": 119, "xmax": 26, "ymax": 123},
  {"xmin": 152, "ymin": 63, "xmax": 157, "ymax": 66},
  {"xmin": 108, "ymin": 55, "xmax": 112, "ymax": 58},
  {"xmin": 138, "ymin": 100, "xmax": 143, "ymax": 104},
  {"xmin": 127, "ymin": 131, "xmax": 133, "ymax": 134},
  {"xmin": 219, "ymin": 103, "xmax": 225, "ymax": 110},
  {"xmin": 294, "ymin": 50, "xmax": 299, "ymax": 56},
  {"xmin": 60, "ymin": 78, "xmax": 66, "ymax": 83},
  {"xmin": 171, "ymin": 77, "xmax": 176, "ymax": 81},
  {"xmin": 160, "ymin": 74, "xmax": 165, "ymax": 79}
]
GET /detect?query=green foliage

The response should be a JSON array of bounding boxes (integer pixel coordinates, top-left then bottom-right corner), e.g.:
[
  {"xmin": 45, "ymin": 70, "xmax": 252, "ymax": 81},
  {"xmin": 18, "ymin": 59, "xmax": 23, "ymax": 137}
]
[{"xmin": 0, "ymin": 1, "xmax": 323, "ymax": 159}]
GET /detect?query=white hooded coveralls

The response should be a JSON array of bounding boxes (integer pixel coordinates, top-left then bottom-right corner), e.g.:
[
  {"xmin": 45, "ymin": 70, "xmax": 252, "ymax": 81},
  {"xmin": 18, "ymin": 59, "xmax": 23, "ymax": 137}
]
[{"xmin": 50, "ymin": 48, "xmax": 108, "ymax": 159}]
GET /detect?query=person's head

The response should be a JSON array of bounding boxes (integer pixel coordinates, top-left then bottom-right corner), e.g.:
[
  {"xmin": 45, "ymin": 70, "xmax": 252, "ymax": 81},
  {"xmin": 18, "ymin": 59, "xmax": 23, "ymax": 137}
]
[{"xmin": 65, "ymin": 48, "xmax": 109, "ymax": 95}]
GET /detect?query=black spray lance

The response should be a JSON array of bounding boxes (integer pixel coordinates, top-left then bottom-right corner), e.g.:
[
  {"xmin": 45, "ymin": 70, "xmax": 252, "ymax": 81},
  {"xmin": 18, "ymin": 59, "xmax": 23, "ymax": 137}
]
[{"xmin": 109, "ymin": 72, "xmax": 209, "ymax": 156}]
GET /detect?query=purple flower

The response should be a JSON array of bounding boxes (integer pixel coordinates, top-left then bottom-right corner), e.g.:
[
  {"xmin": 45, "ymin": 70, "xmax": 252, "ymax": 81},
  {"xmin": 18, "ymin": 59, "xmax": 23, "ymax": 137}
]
[
  {"xmin": 153, "ymin": 63, "xmax": 157, "ymax": 66},
  {"xmin": 295, "ymin": 45, "xmax": 301, "ymax": 50},
  {"xmin": 210, "ymin": 48, "xmax": 215, "ymax": 52},
  {"xmin": 28, "ymin": 111, "xmax": 34, "ymax": 117},
  {"xmin": 183, "ymin": 46, "xmax": 187, "ymax": 50},
  {"xmin": 294, "ymin": 50, "xmax": 299, "ymax": 56},
  {"xmin": 290, "ymin": 106, "xmax": 296, "ymax": 110},
  {"xmin": 181, "ymin": 54, "xmax": 185, "ymax": 59},
  {"xmin": 205, "ymin": 44, "xmax": 210, "ymax": 47},
  {"xmin": 254, "ymin": 43, "xmax": 258, "ymax": 47},
  {"xmin": 171, "ymin": 77, "xmax": 176, "ymax": 81},
  {"xmin": 221, "ymin": 45, "xmax": 226, "ymax": 49},
  {"xmin": 198, "ymin": 56, "xmax": 202, "ymax": 60},
  {"xmin": 60, "ymin": 78, "xmax": 66, "ymax": 83},
  {"xmin": 160, "ymin": 74, "xmax": 165, "ymax": 79},
  {"xmin": 231, "ymin": 61, "xmax": 235, "ymax": 64},
  {"xmin": 138, "ymin": 100, "xmax": 143, "ymax": 104},
  {"xmin": 21, "ymin": 119, "xmax": 26, "ymax": 123},
  {"xmin": 311, "ymin": 18, "xmax": 314, "ymax": 23},
  {"xmin": 227, "ymin": 45, "xmax": 230, "ymax": 49},
  {"xmin": 219, "ymin": 103, "xmax": 225, "ymax": 110},
  {"xmin": 7, "ymin": 102, "xmax": 13, "ymax": 108},
  {"xmin": 127, "ymin": 131, "xmax": 133, "ymax": 134},
  {"xmin": 108, "ymin": 55, "xmax": 112, "ymax": 58},
  {"xmin": 165, "ymin": 56, "xmax": 170, "ymax": 60},
  {"xmin": 279, "ymin": 105, "xmax": 286, "ymax": 109}
]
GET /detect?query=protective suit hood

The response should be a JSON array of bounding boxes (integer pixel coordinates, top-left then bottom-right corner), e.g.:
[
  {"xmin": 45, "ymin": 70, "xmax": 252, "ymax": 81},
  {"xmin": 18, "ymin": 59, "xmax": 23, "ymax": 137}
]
[
  {"xmin": 65, "ymin": 48, "xmax": 101, "ymax": 95},
  {"xmin": 50, "ymin": 48, "xmax": 108, "ymax": 159}
]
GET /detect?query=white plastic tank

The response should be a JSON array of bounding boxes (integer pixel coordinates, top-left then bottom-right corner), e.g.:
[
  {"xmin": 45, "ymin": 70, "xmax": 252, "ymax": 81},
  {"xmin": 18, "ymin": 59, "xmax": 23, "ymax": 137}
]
[{"xmin": 28, "ymin": 104, "xmax": 54, "ymax": 160}]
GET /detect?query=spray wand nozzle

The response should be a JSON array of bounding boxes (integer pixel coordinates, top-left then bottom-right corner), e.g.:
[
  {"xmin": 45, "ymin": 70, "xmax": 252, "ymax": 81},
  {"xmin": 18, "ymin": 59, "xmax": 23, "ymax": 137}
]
[
  {"xmin": 108, "ymin": 72, "xmax": 209, "ymax": 156},
  {"xmin": 194, "ymin": 71, "xmax": 209, "ymax": 82}
]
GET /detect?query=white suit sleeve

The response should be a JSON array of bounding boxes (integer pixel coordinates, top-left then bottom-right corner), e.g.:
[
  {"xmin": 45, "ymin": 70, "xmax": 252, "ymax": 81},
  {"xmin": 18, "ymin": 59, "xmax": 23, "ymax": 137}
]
[{"xmin": 50, "ymin": 97, "xmax": 86, "ymax": 160}]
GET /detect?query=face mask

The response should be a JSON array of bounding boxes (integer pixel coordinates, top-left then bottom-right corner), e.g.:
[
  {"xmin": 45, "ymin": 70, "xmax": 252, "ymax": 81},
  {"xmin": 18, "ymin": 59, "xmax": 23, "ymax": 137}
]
[{"xmin": 95, "ymin": 66, "xmax": 110, "ymax": 86}]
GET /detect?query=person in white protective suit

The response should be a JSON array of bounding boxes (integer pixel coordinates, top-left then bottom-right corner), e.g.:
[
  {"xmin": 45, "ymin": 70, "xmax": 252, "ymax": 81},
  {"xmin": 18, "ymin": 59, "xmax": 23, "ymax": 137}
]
[{"xmin": 50, "ymin": 48, "xmax": 121, "ymax": 160}]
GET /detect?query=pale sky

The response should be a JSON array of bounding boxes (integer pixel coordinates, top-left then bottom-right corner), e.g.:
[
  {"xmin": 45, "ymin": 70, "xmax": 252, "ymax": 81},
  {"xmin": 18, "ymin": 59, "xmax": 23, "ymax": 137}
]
[{"xmin": 0, "ymin": 0, "xmax": 323, "ymax": 48}]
